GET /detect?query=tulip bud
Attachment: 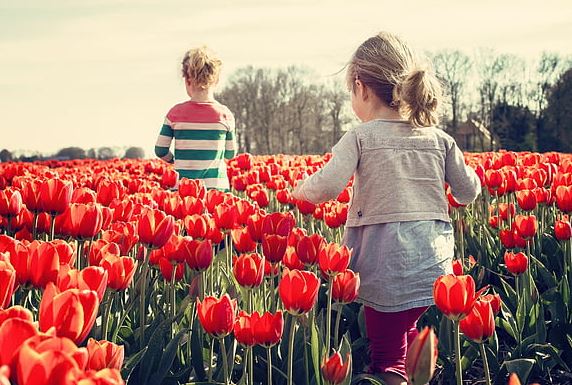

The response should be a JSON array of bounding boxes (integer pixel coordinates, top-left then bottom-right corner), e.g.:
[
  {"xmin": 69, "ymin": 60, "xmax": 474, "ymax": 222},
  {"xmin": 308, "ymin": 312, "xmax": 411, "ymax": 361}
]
[{"xmin": 405, "ymin": 326, "xmax": 438, "ymax": 385}]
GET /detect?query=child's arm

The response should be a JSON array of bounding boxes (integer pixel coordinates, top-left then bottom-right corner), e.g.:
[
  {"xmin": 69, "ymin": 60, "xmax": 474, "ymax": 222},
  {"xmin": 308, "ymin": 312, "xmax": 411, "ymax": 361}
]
[
  {"xmin": 224, "ymin": 114, "xmax": 237, "ymax": 160},
  {"xmin": 445, "ymin": 137, "xmax": 481, "ymax": 204},
  {"xmin": 292, "ymin": 130, "xmax": 359, "ymax": 204},
  {"xmin": 155, "ymin": 118, "xmax": 174, "ymax": 163}
]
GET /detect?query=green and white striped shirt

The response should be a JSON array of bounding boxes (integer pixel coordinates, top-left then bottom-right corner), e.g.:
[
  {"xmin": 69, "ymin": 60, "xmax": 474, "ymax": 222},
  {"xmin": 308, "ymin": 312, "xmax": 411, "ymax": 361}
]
[{"xmin": 155, "ymin": 100, "xmax": 237, "ymax": 190}]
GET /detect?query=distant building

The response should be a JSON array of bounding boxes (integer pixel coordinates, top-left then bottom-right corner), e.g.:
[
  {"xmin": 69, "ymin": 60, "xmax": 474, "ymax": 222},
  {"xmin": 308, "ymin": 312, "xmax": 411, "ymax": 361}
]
[{"xmin": 450, "ymin": 119, "xmax": 500, "ymax": 152}]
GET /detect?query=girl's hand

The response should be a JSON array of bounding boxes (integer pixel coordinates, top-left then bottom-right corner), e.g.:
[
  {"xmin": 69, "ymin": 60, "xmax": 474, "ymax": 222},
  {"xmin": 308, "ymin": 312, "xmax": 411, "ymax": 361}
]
[{"xmin": 291, "ymin": 172, "xmax": 309, "ymax": 200}]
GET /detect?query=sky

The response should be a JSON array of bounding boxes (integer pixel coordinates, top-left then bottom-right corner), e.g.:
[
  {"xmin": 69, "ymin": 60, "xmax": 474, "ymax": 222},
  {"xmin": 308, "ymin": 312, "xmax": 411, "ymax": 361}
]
[{"xmin": 1, "ymin": 0, "xmax": 571, "ymax": 156}]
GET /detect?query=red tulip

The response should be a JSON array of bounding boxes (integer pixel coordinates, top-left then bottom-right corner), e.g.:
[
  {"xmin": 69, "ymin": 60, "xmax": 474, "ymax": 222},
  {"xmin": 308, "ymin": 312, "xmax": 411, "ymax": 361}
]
[
  {"xmin": 282, "ymin": 247, "xmax": 305, "ymax": 270},
  {"xmin": 405, "ymin": 326, "xmax": 438, "ymax": 385},
  {"xmin": 161, "ymin": 168, "xmax": 178, "ymax": 189},
  {"xmin": 433, "ymin": 274, "xmax": 477, "ymax": 321},
  {"xmin": 516, "ymin": 190, "xmax": 537, "ymax": 211},
  {"xmin": 279, "ymin": 269, "xmax": 320, "ymax": 315},
  {"xmin": 87, "ymin": 239, "xmax": 120, "ymax": 266},
  {"xmin": 178, "ymin": 178, "xmax": 206, "ymax": 200},
  {"xmin": 0, "ymin": 317, "xmax": 39, "ymax": 373},
  {"xmin": 459, "ymin": 299, "xmax": 495, "ymax": 343},
  {"xmin": 78, "ymin": 368, "xmax": 125, "ymax": 384},
  {"xmin": 504, "ymin": 251, "xmax": 528, "ymax": 275},
  {"xmin": 296, "ymin": 233, "xmax": 325, "ymax": 266},
  {"xmin": 109, "ymin": 199, "xmax": 135, "ymax": 222},
  {"xmin": 0, "ymin": 305, "xmax": 34, "ymax": 325},
  {"xmin": 231, "ymin": 227, "xmax": 257, "ymax": 253},
  {"xmin": 253, "ymin": 311, "xmax": 283, "ymax": 347},
  {"xmin": 233, "ymin": 311, "xmax": 256, "ymax": 346},
  {"xmin": 276, "ymin": 189, "xmax": 292, "ymax": 204},
  {"xmin": 508, "ymin": 373, "xmax": 522, "ymax": 385},
  {"xmin": 321, "ymin": 351, "xmax": 351, "ymax": 385},
  {"xmin": 184, "ymin": 214, "xmax": 210, "ymax": 240},
  {"xmin": 100, "ymin": 255, "xmax": 137, "ymax": 291},
  {"xmin": 514, "ymin": 215, "xmax": 537, "ymax": 240},
  {"xmin": 39, "ymin": 283, "xmax": 99, "ymax": 344},
  {"xmin": 262, "ymin": 212, "xmax": 295, "ymax": 237},
  {"xmin": 0, "ymin": 188, "xmax": 23, "ymax": 217},
  {"xmin": 233, "ymin": 253, "xmax": 265, "ymax": 288},
  {"xmin": 246, "ymin": 212, "xmax": 266, "ymax": 243},
  {"xmin": 96, "ymin": 180, "xmax": 124, "ymax": 207},
  {"xmin": 555, "ymin": 185, "xmax": 572, "ymax": 213},
  {"xmin": 181, "ymin": 196, "xmax": 205, "ymax": 217},
  {"xmin": 554, "ymin": 220, "xmax": 572, "ymax": 241},
  {"xmin": 197, "ymin": 294, "xmax": 237, "ymax": 337},
  {"xmin": 485, "ymin": 169, "xmax": 504, "ymax": 191},
  {"xmin": 251, "ymin": 188, "xmax": 270, "ymax": 207},
  {"xmin": 137, "ymin": 208, "xmax": 175, "ymax": 249},
  {"xmin": 295, "ymin": 199, "xmax": 316, "ymax": 215},
  {"xmin": 158, "ymin": 258, "xmax": 185, "ymax": 281},
  {"xmin": 57, "ymin": 266, "xmax": 108, "ymax": 302},
  {"xmin": 67, "ymin": 203, "xmax": 104, "ymax": 240},
  {"xmin": 28, "ymin": 240, "xmax": 60, "ymax": 288},
  {"xmin": 332, "ymin": 270, "xmax": 360, "ymax": 304},
  {"xmin": 262, "ymin": 234, "xmax": 288, "ymax": 263},
  {"xmin": 20, "ymin": 178, "xmax": 42, "ymax": 213},
  {"xmin": 499, "ymin": 229, "xmax": 515, "ymax": 249},
  {"xmin": 185, "ymin": 239, "xmax": 213, "ymax": 272},
  {"xmin": 452, "ymin": 259, "xmax": 464, "ymax": 275},
  {"xmin": 319, "ymin": 243, "xmax": 351, "ymax": 277},
  {"xmin": 0, "ymin": 254, "xmax": 16, "ymax": 309},
  {"xmin": 480, "ymin": 293, "xmax": 502, "ymax": 315},
  {"xmin": 86, "ymin": 338, "xmax": 124, "ymax": 371},
  {"xmin": 40, "ymin": 178, "xmax": 73, "ymax": 214},
  {"xmin": 16, "ymin": 334, "xmax": 88, "ymax": 385},
  {"xmin": 71, "ymin": 187, "xmax": 97, "ymax": 204},
  {"xmin": 101, "ymin": 222, "xmax": 139, "ymax": 255}
]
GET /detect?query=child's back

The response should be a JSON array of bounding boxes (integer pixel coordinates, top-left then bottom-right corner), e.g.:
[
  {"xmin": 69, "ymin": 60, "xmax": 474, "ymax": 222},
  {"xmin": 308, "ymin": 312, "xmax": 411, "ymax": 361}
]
[{"xmin": 155, "ymin": 46, "xmax": 236, "ymax": 190}]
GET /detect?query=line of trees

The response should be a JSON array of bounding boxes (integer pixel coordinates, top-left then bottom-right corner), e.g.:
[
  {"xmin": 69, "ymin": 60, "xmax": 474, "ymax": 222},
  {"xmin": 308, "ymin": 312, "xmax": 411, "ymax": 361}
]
[
  {"xmin": 0, "ymin": 147, "xmax": 146, "ymax": 162},
  {"xmin": 218, "ymin": 50, "xmax": 572, "ymax": 154}
]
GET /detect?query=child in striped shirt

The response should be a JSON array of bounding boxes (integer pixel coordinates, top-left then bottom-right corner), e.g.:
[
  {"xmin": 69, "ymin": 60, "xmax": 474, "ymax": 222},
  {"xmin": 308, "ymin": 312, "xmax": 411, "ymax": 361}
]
[{"xmin": 155, "ymin": 46, "xmax": 237, "ymax": 190}]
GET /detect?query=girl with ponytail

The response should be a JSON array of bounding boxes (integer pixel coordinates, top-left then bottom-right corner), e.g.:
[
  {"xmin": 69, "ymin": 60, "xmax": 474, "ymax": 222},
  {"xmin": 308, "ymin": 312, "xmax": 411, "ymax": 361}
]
[{"xmin": 293, "ymin": 32, "xmax": 481, "ymax": 385}]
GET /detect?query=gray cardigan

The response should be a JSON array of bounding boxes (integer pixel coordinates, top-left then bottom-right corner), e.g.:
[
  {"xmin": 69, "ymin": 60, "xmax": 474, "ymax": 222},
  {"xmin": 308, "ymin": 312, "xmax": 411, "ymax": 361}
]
[{"xmin": 292, "ymin": 119, "xmax": 481, "ymax": 227}]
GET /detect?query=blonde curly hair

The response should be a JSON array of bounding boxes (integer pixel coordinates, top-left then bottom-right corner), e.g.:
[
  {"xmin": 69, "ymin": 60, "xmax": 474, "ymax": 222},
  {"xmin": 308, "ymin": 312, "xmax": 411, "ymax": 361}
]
[{"xmin": 181, "ymin": 46, "xmax": 222, "ymax": 89}]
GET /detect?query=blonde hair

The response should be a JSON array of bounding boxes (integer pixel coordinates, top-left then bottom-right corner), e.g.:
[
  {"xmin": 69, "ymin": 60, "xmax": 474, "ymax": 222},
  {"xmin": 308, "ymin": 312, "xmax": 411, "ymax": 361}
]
[
  {"xmin": 181, "ymin": 46, "xmax": 222, "ymax": 89},
  {"xmin": 346, "ymin": 32, "xmax": 443, "ymax": 127}
]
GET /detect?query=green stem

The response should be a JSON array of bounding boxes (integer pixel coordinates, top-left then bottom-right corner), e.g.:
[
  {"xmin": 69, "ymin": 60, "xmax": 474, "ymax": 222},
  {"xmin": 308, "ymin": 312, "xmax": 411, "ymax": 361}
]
[
  {"xmin": 287, "ymin": 315, "xmax": 297, "ymax": 385},
  {"xmin": 207, "ymin": 338, "xmax": 215, "ymax": 382},
  {"xmin": 334, "ymin": 304, "xmax": 343, "ymax": 347},
  {"xmin": 101, "ymin": 290, "xmax": 113, "ymax": 340},
  {"xmin": 139, "ymin": 246, "xmax": 151, "ymax": 349},
  {"xmin": 479, "ymin": 343, "xmax": 492, "ymax": 385},
  {"xmin": 249, "ymin": 345, "xmax": 254, "ymax": 385},
  {"xmin": 50, "ymin": 213, "xmax": 56, "ymax": 241},
  {"xmin": 453, "ymin": 320, "xmax": 463, "ymax": 385},
  {"xmin": 220, "ymin": 337, "xmax": 230, "ymax": 385},
  {"xmin": 325, "ymin": 278, "xmax": 333, "ymax": 355},
  {"xmin": 77, "ymin": 240, "xmax": 84, "ymax": 270},
  {"xmin": 170, "ymin": 262, "xmax": 177, "ymax": 337},
  {"xmin": 32, "ymin": 212, "xmax": 38, "ymax": 240},
  {"xmin": 267, "ymin": 346, "xmax": 273, "ymax": 385}
]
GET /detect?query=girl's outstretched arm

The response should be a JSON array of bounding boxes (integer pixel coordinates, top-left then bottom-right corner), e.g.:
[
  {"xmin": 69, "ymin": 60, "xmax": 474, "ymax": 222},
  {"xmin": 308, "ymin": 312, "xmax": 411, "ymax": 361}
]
[
  {"xmin": 292, "ymin": 130, "xmax": 359, "ymax": 204},
  {"xmin": 445, "ymin": 137, "xmax": 481, "ymax": 204},
  {"xmin": 155, "ymin": 117, "xmax": 174, "ymax": 163}
]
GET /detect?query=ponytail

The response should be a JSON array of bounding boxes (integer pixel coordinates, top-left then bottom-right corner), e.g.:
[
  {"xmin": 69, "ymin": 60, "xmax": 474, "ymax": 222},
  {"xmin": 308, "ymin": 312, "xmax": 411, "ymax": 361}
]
[{"xmin": 397, "ymin": 67, "xmax": 442, "ymax": 127}]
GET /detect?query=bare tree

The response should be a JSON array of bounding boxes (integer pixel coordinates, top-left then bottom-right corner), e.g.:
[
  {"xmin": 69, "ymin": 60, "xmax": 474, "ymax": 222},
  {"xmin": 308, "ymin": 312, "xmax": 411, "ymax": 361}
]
[{"xmin": 431, "ymin": 50, "xmax": 472, "ymax": 131}]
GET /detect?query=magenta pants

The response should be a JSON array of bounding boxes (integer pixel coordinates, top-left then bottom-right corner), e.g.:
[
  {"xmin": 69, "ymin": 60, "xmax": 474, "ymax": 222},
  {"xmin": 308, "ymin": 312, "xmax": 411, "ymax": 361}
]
[{"xmin": 364, "ymin": 306, "xmax": 428, "ymax": 380}]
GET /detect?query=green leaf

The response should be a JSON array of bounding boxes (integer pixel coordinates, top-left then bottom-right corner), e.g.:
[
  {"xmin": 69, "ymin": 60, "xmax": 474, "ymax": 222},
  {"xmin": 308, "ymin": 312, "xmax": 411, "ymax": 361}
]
[
  {"xmin": 122, "ymin": 347, "xmax": 147, "ymax": 384},
  {"xmin": 139, "ymin": 315, "xmax": 170, "ymax": 385},
  {"xmin": 191, "ymin": 318, "xmax": 207, "ymax": 381},
  {"xmin": 311, "ymin": 317, "xmax": 324, "ymax": 385},
  {"xmin": 350, "ymin": 373, "xmax": 386, "ymax": 385},
  {"xmin": 502, "ymin": 358, "xmax": 535, "ymax": 385},
  {"xmin": 149, "ymin": 327, "xmax": 190, "ymax": 384},
  {"xmin": 339, "ymin": 334, "xmax": 353, "ymax": 385}
]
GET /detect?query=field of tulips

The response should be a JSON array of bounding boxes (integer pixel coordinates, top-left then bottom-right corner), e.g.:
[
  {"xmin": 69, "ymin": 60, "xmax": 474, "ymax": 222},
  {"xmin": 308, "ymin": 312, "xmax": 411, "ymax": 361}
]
[{"xmin": 0, "ymin": 150, "xmax": 571, "ymax": 385}]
